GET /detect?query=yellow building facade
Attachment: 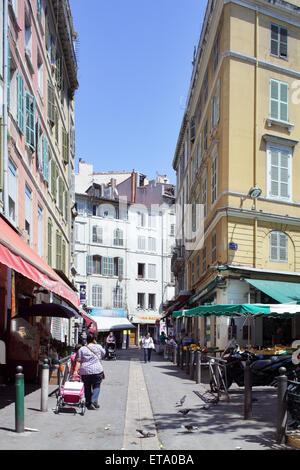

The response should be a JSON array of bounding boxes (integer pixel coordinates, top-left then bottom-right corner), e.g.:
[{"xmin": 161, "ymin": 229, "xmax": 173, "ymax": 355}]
[{"xmin": 172, "ymin": 0, "xmax": 300, "ymax": 348}]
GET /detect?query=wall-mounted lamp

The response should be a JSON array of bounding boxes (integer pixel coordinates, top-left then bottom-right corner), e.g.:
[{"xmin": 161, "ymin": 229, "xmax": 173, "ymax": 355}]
[{"xmin": 240, "ymin": 187, "xmax": 262, "ymax": 209}]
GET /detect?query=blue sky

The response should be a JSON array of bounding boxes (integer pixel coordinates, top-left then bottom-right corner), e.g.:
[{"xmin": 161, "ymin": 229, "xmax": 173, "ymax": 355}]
[{"xmin": 69, "ymin": 0, "xmax": 207, "ymax": 183}]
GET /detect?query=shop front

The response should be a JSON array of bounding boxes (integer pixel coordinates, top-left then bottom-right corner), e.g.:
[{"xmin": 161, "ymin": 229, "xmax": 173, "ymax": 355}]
[{"xmin": 0, "ymin": 215, "xmax": 80, "ymax": 381}]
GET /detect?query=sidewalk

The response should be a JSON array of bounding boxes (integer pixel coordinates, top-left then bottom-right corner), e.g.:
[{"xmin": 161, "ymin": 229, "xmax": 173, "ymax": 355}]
[{"xmin": 0, "ymin": 348, "xmax": 296, "ymax": 451}]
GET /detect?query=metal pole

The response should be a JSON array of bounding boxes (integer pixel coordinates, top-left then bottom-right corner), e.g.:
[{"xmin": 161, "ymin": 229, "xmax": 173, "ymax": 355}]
[
  {"xmin": 176, "ymin": 344, "xmax": 180, "ymax": 366},
  {"xmin": 41, "ymin": 358, "xmax": 50, "ymax": 412},
  {"xmin": 195, "ymin": 350, "xmax": 201, "ymax": 384},
  {"xmin": 276, "ymin": 367, "xmax": 287, "ymax": 445},
  {"xmin": 180, "ymin": 346, "xmax": 184, "ymax": 369},
  {"xmin": 244, "ymin": 360, "xmax": 252, "ymax": 420},
  {"xmin": 186, "ymin": 349, "xmax": 190, "ymax": 375},
  {"xmin": 173, "ymin": 345, "xmax": 177, "ymax": 365},
  {"xmin": 190, "ymin": 349, "xmax": 195, "ymax": 380},
  {"xmin": 15, "ymin": 366, "xmax": 24, "ymax": 433}
]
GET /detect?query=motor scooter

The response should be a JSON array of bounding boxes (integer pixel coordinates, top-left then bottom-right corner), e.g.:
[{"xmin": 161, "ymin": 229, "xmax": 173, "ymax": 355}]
[{"xmin": 217, "ymin": 344, "xmax": 300, "ymax": 390}]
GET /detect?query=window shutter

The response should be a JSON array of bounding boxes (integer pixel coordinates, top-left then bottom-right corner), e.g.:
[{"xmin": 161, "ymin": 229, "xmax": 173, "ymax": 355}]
[
  {"xmin": 59, "ymin": 177, "xmax": 63, "ymax": 212},
  {"xmin": 62, "ymin": 129, "xmax": 69, "ymax": 164},
  {"xmin": 47, "ymin": 81, "xmax": 55, "ymax": 123},
  {"xmin": 86, "ymin": 255, "xmax": 93, "ymax": 275},
  {"xmin": 279, "ymin": 233, "xmax": 288, "ymax": 261},
  {"xmin": 280, "ymin": 28, "xmax": 288, "ymax": 58},
  {"xmin": 280, "ymin": 82, "xmax": 288, "ymax": 122},
  {"xmin": 270, "ymin": 80, "xmax": 279, "ymax": 119},
  {"xmin": 25, "ymin": 92, "xmax": 35, "ymax": 149},
  {"xmin": 17, "ymin": 72, "xmax": 24, "ymax": 133},
  {"xmin": 42, "ymin": 135, "xmax": 49, "ymax": 182},
  {"xmin": 271, "ymin": 24, "xmax": 279, "ymax": 55},
  {"xmin": 51, "ymin": 159, "xmax": 56, "ymax": 199},
  {"xmin": 215, "ymin": 79, "xmax": 220, "ymax": 124},
  {"xmin": 118, "ymin": 258, "xmax": 124, "ymax": 280}
]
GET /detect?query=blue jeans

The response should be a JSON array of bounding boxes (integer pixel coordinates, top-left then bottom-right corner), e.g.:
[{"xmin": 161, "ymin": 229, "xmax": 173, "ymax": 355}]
[
  {"xmin": 144, "ymin": 348, "xmax": 152, "ymax": 362},
  {"xmin": 81, "ymin": 373, "xmax": 103, "ymax": 406}
]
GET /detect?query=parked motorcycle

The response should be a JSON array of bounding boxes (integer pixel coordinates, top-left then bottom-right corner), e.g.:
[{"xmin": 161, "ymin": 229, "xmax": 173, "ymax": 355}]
[{"xmin": 212, "ymin": 344, "xmax": 300, "ymax": 391}]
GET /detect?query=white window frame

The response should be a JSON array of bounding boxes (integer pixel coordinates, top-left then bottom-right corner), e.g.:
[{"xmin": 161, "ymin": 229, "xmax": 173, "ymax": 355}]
[
  {"xmin": 266, "ymin": 143, "xmax": 292, "ymax": 202},
  {"xmin": 270, "ymin": 79, "xmax": 289, "ymax": 123},
  {"xmin": 92, "ymin": 284, "xmax": 102, "ymax": 307},
  {"xmin": 270, "ymin": 231, "xmax": 288, "ymax": 263}
]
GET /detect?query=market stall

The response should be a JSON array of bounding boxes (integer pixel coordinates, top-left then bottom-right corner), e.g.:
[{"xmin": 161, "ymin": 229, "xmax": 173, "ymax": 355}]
[{"xmin": 172, "ymin": 303, "xmax": 300, "ymax": 356}]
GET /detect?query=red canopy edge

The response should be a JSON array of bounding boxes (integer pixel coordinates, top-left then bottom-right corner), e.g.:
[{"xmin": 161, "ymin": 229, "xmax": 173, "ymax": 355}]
[{"xmin": 0, "ymin": 218, "xmax": 80, "ymax": 309}]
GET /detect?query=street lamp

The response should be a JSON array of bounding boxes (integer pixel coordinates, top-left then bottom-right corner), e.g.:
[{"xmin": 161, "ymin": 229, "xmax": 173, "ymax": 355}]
[{"xmin": 240, "ymin": 187, "xmax": 262, "ymax": 209}]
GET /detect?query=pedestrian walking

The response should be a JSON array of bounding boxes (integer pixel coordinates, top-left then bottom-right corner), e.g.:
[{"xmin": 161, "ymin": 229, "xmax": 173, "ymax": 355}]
[
  {"xmin": 73, "ymin": 333, "xmax": 106, "ymax": 410},
  {"xmin": 140, "ymin": 332, "xmax": 155, "ymax": 363}
]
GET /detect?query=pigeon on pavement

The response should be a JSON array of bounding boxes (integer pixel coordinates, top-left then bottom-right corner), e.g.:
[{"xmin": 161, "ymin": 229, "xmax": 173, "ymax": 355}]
[
  {"xmin": 178, "ymin": 408, "xmax": 192, "ymax": 416},
  {"xmin": 175, "ymin": 395, "xmax": 187, "ymax": 407},
  {"xmin": 181, "ymin": 424, "xmax": 198, "ymax": 433},
  {"xmin": 136, "ymin": 429, "xmax": 156, "ymax": 438}
]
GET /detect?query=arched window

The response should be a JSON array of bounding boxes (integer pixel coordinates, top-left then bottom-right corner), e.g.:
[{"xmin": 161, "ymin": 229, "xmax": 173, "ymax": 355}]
[
  {"xmin": 270, "ymin": 231, "xmax": 288, "ymax": 262},
  {"xmin": 92, "ymin": 285, "xmax": 102, "ymax": 307},
  {"xmin": 113, "ymin": 228, "xmax": 123, "ymax": 246}
]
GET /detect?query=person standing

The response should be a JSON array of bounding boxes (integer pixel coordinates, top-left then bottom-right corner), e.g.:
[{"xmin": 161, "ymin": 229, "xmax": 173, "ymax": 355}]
[
  {"xmin": 73, "ymin": 333, "xmax": 105, "ymax": 410},
  {"xmin": 140, "ymin": 332, "xmax": 155, "ymax": 363},
  {"xmin": 105, "ymin": 331, "xmax": 116, "ymax": 353}
]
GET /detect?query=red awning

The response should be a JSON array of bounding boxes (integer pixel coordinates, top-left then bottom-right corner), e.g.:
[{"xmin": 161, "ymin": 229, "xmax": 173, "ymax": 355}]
[
  {"xmin": 0, "ymin": 216, "xmax": 80, "ymax": 309},
  {"xmin": 79, "ymin": 310, "xmax": 98, "ymax": 334}
]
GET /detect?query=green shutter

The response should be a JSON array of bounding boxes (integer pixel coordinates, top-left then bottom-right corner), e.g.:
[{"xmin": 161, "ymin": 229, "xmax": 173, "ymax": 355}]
[
  {"xmin": 59, "ymin": 177, "xmax": 63, "ymax": 212},
  {"xmin": 42, "ymin": 136, "xmax": 49, "ymax": 182},
  {"xmin": 62, "ymin": 129, "xmax": 69, "ymax": 164},
  {"xmin": 17, "ymin": 72, "xmax": 24, "ymax": 133},
  {"xmin": 47, "ymin": 81, "xmax": 55, "ymax": 124},
  {"xmin": 25, "ymin": 92, "xmax": 35, "ymax": 149},
  {"xmin": 51, "ymin": 160, "xmax": 57, "ymax": 200}
]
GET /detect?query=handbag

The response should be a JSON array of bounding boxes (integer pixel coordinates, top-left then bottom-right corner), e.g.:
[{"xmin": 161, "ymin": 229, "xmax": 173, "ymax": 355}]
[{"xmin": 86, "ymin": 346, "xmax": 105, "ymax": 379}]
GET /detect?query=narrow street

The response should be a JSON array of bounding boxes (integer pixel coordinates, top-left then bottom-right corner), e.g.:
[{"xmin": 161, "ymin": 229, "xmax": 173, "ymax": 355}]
[{"xmin": 0, "ymin": 348, "xmax": 287, "ymax": 451}]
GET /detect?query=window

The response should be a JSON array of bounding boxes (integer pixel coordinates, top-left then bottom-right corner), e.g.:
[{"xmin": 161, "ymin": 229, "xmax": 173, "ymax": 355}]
[
  {"xmin": 47, "ymin": 81, "xmax": 55, "ymax": 124},
  {"xmin": 137, "ymin": 293, "xmax": 145, "ymax": 309},
  {"xmin": 102, "ymin": 257, "xmax": 114, "ymax": 276},
  {"xmin": 24, "ymin": 10, "xmax": 32, "ymax": 59},
  {"xmin": 113, "ymin": 228, "xmax": 123, "ymax": 246},
  {"xmin": 25, "ymin": 92, "xmax": 35, "ymax": 150},
  {"xmin": 148, "ymin": 237, "xmax": 156, "ymax": 252},
  {"xmin": 62, "ymin": 239, "xmax": 66, "ymax": 273},
  {"xmin": 210, "ymin": 79, "xmax": 220, "ymax": 132},
  {"xmin": 197, "ymin": 96, "xmax": 202, "ymax": 124},
  {"xmin": 47, "ymin": 218, "xmax": 52, "ymax": 266},
  {"xmin": 92, "ymin": 225, "xmax": 103, "ymax": 244},
  {"xmin": 271, "ymin": 24, "xmax": 288, "ymax": 59},
  {"xmin": 137, "ymin": 211, "xmax": 146, "ymax": 227},
  {"xmin": 148, "ymin": 264, "xmax": 156, "ymax": 280},
  {"xmin": 148, "ymin": 294, "xmax": 156, "ymax": 310},
  {"xmin": 211, "ymin": 153, "xmax": 218, "ymax": 205},
  {"xmin": 212, "ymin": 231, "xmax": 217, "ymax": 264},
  {"xmin": 203, "ymin": 120, "xmax": 208, "ymax": 151},
  {"xmin": 138, "ymin": 263, "xmax": 145, "ymax": 278},
  {"xmin": 190, "ymin": 116, "xmax": 196, "ymax": 142},
  {"xmin": 202, "ymin": 245, "xmax": 206, "ymax": 274},
  {"xmin": 213, "ymin": 33, "xmax": 220, "ymax": 71},
  {"xmin": 92, "ymin": 285, "xmax": 102, "ymax": 307},
  {"xmin": 8, "ymin": 161, "xmax": 17, "ymax": 223},
  {"xmin": 270, "ymin": 79, "xmax": 289, "ymax": 122},
  {"xmin": 25, "ymin": 186, "xmax": 32, "ymax": 243},
  {"xmin": 191, "ymin": 261, "xmax": 195, "ymax": 286},
  {"xmin": 37, "ymin": 206, "xmax": 43, "ymax": 257},
  {"xmin": 138, "ymin": 235, "xmax": 146, "ymax": 250},
  {"xmin": 197, "ymin": 134, "xmax": 202, "ymax": 168},
  {"xmin": 202, "ymin": 175, "xmax": 207, "ymax": 218},
  {"xmin": 42, "ymin": 135, "xmax": 49, "ymax": 182},
  {"xmin": 270, "ymin": 231, "xmax": 288, "ymax": 262},
  {"xmin": 37, "ymin": 0, "xmax": 42, "ymax": 19},
  {"xmin": 203, "ymin": 70, "xmax": 208, "ymax": 103},
  {"xmin": 170, "ymin": 224, "xmax": 175, "ymax": 237},
  {"xmin": 113, "ymin": 287, "xmax": 123, "ymax": 308},
  {"xmin": 37, "ymin": 53, "xmax": 43, "ymax": 96},
  {"xmin": 267, "ymin": 145, "xmax": 291, "ymax": 200},
  {"xmin": 115, "ymin": 257, "xmax": 124, "ymax": 279},
  {"xmin": 92, "ymin": 255, "xmax": 102, "ymax": 275},
  {"xmin": 58, "ymin": 177, "xmax": 63, "ymax": 213}
]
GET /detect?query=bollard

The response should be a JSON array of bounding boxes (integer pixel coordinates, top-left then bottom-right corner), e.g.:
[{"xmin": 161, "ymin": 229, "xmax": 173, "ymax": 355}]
[
  {"xmin": 195, "ymin": 350, "xmax": 201, "ymax": 384},
  {"xmin": 244, "ymin": 360, "xmax": 252, "ymax": 420},
  {"xmin": 173, "ymin": 345, "xmax": 177, "ymax": 365},
  {"xmin": 41, "ymin": 358, "xmax": 50, "ymax": 412},
  {"xmin": 190, "ymin": 350, "xmax": 195, "ymax": 380},
  {"xmin": 186, "ymin": 349, "xmax": 190, "ymax": 375},
  {"xmin": 176, "ymin": 345, "xmax": 180, "ymax": 367},
  {"xmin": 276, "ymin": 367, "xmax": 288, "ymax": 445},
  {"xmin": 15, "ymin": 366, "xmax": 24, "ymax": 433},
  {"xmin": 180, "ymin": 346, "xmax": 184, "ymax": 369}
]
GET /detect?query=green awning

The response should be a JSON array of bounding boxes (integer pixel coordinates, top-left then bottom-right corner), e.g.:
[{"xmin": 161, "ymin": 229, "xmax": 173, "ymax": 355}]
[
  {"xmin": 188, "ymin": 277, "xmax": 217, "ymax": 305},
  {"xmin": 244, "ymin": 279, "xmax": 300, "ymax": 304},
  {"xmin": 172, "ymin": 303, "xmax": 300, "ymax": 319}
]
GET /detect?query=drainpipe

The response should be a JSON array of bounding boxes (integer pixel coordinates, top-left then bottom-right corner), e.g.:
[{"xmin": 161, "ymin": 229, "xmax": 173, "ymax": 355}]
[
  {"xmin": 253, "ymin": 9, "xmax": 258, "ymax": 268},
  {"xmin": 3, "ymin": 0, "xmax": 8, "ymax": 216}
]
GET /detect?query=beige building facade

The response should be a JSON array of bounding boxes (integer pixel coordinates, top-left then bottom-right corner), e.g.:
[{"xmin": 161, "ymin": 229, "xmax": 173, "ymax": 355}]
[{"xmin": 171, "ymin": 0, "xmax": 300, "ymax": 348}]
